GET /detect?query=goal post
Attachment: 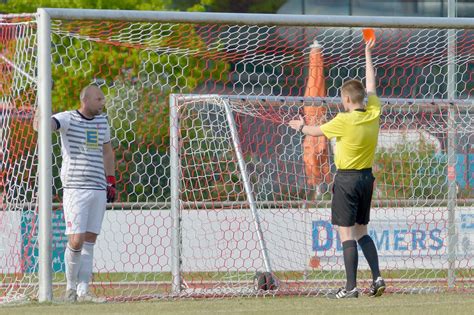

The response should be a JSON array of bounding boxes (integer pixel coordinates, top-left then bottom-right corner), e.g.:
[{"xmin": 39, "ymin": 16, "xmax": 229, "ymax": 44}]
[
  {"xmin": 220, "ymin": 97, "xmax": 273, "ymax": 275},
  {"xmin": 37, "ymin": 8, "xmax": 53, "ymax": 303},
  {"xmin": 169, "ymin": 93, "xmax": 181, "ymax": 294},
  {"xmin": 0, "ymin": 8, "xmax": 472, "ymax": 303}
]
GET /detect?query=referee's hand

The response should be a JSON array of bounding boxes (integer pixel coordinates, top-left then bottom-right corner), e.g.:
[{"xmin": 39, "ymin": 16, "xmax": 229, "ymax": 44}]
[{"xmin": 289, "ymin": 115, "xmax": 305, "ymax": 131}]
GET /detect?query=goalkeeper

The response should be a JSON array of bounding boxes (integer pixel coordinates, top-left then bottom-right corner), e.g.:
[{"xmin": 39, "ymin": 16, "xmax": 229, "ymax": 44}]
[
  {"xmin": 289, "ymin": 39, "xmax": 385, "ymax": 299},
  {"xmin": 34, "ymin": 85, "xmax": 116, "ymax": 303}
]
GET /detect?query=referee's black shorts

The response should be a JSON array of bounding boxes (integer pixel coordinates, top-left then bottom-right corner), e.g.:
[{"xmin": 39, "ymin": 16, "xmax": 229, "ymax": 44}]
[{"xmin": 331, "ymin": 168, "xmax": 375, "ymax": 227}]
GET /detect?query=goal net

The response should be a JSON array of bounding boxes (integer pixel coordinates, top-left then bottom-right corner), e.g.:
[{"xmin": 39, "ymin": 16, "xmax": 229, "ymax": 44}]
[
  {"xmin": 172, "ymin": 94, "xmax": 472, "ymax": 297},
  {"xmin": 1, "ymin": 14, "xmax": 38, "ymax": 303},
  {"xmin": 0, "ymin": 10, "xmax": 472, "ymax": 302}
]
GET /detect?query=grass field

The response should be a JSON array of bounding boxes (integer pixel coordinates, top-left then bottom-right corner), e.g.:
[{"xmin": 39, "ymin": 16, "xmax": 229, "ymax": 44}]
[
  {"xmin": 4, "ymin": 270, "xmax": 473, "ymax": 300},
  {"xmin": 1, "ymin": 293, "xmax": 473, "ymax": 315}
]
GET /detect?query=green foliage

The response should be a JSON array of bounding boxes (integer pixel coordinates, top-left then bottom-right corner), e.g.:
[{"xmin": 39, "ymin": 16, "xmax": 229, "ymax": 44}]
[
  {"xmin": 0, "ymin": 0, "xmax": 170, "ymax": 13},
  {"xmin": 185, "ymin": 0, "xmax": 286, "ymax": 13},
  {"xmin": 181, "ymin": 154, "xmax": 244, "ymax": 202},
  {"xmin": 373, "ymin": 137, "xmax": 448, "ymax": 200},
  {"xmin": 1, "ymin": 0, "xmax": 289, "ymax": 204},
  {"xmin": 38, "ymin": 15, "xmax": 229, "ymax": 203},
  {"xmin": 177, "ymin": 107, "xmax": 244, "ymax": 202},
  {"xmin": 457, "ymin": 187, "xmax": 473, "ymax": 199},
  {"xmin": 0, "ymin": 0, "xmax": 285, "ymax": 13}
]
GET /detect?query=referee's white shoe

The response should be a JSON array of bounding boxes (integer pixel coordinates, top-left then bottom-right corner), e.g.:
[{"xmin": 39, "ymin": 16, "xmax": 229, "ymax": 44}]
[{"xmin": 327, "ymin": 287, "xmax": 359, "ymax": 299}]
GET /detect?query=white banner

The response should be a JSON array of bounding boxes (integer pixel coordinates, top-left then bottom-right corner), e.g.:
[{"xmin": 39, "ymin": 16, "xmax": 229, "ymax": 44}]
[{"xmin": 1, "ymin": 206, "xmax": 472, "ymax": 273}]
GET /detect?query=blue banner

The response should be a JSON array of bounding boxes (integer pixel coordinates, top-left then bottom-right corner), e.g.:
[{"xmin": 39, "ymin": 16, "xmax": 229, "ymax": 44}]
[
  {"xmin": 312, "ymin": 220, "xmax": 443, "ymax": 253},
  {"xmin": 21, "ymin": 210, "xmax": 67, "ymax": 273}
]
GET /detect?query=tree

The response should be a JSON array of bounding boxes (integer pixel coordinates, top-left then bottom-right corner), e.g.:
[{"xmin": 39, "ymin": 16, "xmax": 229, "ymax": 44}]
[
  {"xmin": 373, "ymin": 138, "xmax": 448, "ymax": 200},
  {"xmin": 0, "ymin": 0, "xmax": 284, "ymax": 204},
  {"xmin": 0, "ymin": 0, "xmax": 169, "ymax": 13},
  {"xmin": 0, "ymin": 0, "xmax": 286, "ymax": 14},
  {"xmin": 173, "ymin": 0, "xmax": 286, "ymax": 13}
]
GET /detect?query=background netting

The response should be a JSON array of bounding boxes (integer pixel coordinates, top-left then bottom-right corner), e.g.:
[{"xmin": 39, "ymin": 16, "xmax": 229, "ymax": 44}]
[
  {"xmin": 1, "ymin": 14, "xmax": 38, "ymax": 303},
  {"xmin": 0, "ymin": 12, "xmax": 472, "ymax": 302}
]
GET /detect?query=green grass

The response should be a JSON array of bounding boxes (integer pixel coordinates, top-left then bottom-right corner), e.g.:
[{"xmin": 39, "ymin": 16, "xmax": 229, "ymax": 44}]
[
  {"xmin": 6, "ymin": 268, "xmax": 468, "ymax": 284},
  {"xmin": 0, "ymin": 268, "xmax": 466, "ymax": 283},
  {"xmin": 3, "ymin": 268, "xmax": 472, "ymax": 299},
  {"xmin": 1, "ymin": 293, "xmax": 474, "ymax": 315},
  {"xmin": 3, "ymin": 268, "xmax": 472, "ymax": 304}
]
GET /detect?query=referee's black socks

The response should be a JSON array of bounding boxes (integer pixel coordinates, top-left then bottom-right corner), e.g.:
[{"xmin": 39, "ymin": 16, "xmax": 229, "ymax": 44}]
[
  {"xmin": 358, "ymin": 235, "xmax": 381, "ymax": 281},
  {"xmin": 342, "ymin": 240, "xmax": 358, "ymax": 291}
]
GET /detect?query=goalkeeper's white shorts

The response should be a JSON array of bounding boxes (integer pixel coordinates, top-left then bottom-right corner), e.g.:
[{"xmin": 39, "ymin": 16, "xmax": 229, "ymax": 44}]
[{"xmin": 63, "ymin": 188, "xmax": 107, "ymax": 235}]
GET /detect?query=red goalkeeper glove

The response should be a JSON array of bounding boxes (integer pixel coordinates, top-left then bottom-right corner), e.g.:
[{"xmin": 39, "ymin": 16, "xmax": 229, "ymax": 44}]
[{"xmin": 106, "ymin": 176, "xmax": 116, "ymax": 203}]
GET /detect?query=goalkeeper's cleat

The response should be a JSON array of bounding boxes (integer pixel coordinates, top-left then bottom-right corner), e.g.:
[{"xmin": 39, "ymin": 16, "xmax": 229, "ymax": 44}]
[
  {"xmin": 64, "ymin": 289, "xmax": 77, "ymax": 303},
  {"xmin": 369, "ymin": 277, "xmax": 386, "ymax": 297},
  {"xmin": 77, "ymin": 292, "xmax": 106, "ymax": 303},
  {"xmin": 327, "ymin": 287, "xmax": 359, "ymax": 299}
]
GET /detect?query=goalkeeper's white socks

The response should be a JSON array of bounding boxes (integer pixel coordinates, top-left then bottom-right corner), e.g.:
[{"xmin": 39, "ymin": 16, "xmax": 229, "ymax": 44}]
[
  {"xmin": 77, "ymin": 241, "xmax": 95, "ymax": 297},
  {"xmin": 65, "ymin": 244, "xmax": 82, "ymax": 291}
]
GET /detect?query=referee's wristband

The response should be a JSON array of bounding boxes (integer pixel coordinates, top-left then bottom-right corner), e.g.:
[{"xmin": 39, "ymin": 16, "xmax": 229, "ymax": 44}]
[{"xmin": 298, "ymin": 124, "xmax": 305, "ymax": 133}]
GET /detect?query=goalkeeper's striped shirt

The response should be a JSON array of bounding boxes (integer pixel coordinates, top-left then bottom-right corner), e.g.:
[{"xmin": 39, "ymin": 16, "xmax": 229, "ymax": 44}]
[{"xmin": 52, "ymin": 110, "xmax": 111, "ymax": 190}]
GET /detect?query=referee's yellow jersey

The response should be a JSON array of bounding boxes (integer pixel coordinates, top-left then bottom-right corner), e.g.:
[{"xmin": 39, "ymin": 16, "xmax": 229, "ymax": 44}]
[{"xmin": 320, "ymin": 94, "xmax": 381, "ymax": 170}]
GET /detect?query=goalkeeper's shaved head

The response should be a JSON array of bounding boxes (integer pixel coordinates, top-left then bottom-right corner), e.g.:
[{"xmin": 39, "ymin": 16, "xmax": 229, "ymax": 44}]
[
  {"xmin": 341, "ymin": 80, "xmax": 365, "ymax": 104},
  {"xmin": 79, "ymin": 85, "xmax": 105, "ymax": 116},
  {"xmin": 80, "ymin": 85, "xmax": 102, "ymax": 101}
]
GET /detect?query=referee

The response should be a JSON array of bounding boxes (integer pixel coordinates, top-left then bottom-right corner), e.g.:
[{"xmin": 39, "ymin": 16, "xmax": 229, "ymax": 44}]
[{"xmin": 289, "ymin": 38, "xmax": 385, "ymax": 299}]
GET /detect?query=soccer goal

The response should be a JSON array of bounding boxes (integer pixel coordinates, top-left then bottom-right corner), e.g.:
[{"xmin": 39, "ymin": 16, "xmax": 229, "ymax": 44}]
[
  {"xmin": 170, "ymin": 93, "xmax": 473, "ymax": 297},
  {"xmin": 0, "ymin": 9, "xmax": 473, "ymax": 303}
]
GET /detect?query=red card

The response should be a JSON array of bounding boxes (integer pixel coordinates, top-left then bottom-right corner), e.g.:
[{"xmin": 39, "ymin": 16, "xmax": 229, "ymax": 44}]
[{"xmin": 362, "ymin": 28, "xmax": 376, "ymax": 43}]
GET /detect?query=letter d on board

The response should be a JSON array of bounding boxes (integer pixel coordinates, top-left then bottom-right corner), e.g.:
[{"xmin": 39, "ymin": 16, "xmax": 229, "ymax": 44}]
[{"xmin": 312, "ymin": 220, "xmax": 333, "ymax": 251}]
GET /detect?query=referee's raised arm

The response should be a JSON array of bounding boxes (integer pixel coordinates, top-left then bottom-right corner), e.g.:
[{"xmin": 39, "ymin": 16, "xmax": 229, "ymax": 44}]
[{"xmin": 365, "ymin": 39, "xmax": 376, "ymax": 95}]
